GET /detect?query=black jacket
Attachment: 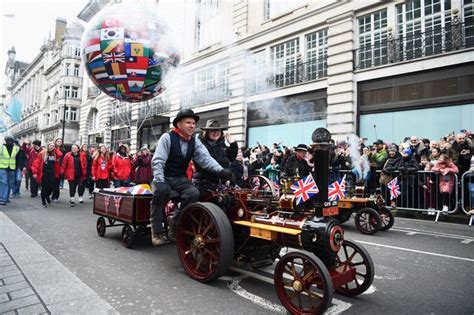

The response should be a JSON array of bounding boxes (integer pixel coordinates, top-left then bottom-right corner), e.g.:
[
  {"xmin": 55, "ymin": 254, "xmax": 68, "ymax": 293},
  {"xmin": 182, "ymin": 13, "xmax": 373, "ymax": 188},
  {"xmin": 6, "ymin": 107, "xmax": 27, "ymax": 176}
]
[
  {"xmin": 383, "ymin": 156, "xmax": 402, "ymax": 173},
  {"xmin": 194, "ymin": 136, "xmax": 238, "ymax": 180},
  {"xmin": 282, "ymin": 154, "xmax": 311, "ymax": 178},
  {"xmin": 398, "ymin": 155, "xmax": 420, "ymax": 173}
]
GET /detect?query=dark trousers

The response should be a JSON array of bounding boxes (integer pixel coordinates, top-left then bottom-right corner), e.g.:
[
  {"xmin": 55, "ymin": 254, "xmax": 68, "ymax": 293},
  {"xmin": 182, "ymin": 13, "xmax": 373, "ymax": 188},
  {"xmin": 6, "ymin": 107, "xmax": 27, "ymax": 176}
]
[
  {"xmin": 29, "ymin": 170, "xmax": 39, "ymax": 196},
  {"xmin": 95, "ymin": 179, "xmax": 109, "ymax": 189},
  {"xmin": 41, "ymin": 177, "xmax": 54, "ymax": 205},
  {"xmin": 52, "ymin": 178, "xmax": 60, "ymax": 200},
  {"xmin": 87, "ymin": 177, "xmax": 94, "ymax": 194},
  {"xmin": 25, "ymin": 169, "xmax": 30, "ymax": 190},
  {"xmin": 68, "ymin": 179, "xmax": 85, "ymax": 198},
  {"xmin": 150, "ymin": 177, "xmax": 200, "ymax": 234}
]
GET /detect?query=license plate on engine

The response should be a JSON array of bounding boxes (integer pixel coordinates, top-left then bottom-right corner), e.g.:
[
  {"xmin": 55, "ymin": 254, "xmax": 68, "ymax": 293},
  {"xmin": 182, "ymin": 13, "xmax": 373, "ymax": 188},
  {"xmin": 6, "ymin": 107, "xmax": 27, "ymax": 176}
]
[{"xmin": 323, "ymin": 207, "xmax": 339, "ymax": 216}]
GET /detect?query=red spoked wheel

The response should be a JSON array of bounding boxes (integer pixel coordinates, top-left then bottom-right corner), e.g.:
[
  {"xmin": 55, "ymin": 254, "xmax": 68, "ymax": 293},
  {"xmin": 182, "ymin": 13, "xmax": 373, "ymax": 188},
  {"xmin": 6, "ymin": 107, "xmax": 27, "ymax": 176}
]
[
  {"xmin": 176, "ymin": 202, "xmax": 234, "ymax": 282},
  {"xmin": 274, "ymin": 251, "xmax": 333, "ymax": 315},
  {"xmin": 244, "ymin": 175, "xmax": 277, "ymax": 198},
  {"xmin": 354, "ymin": 207, "xmax": 381, "ymax": 235},
  {"xmin": 334, "ymin": 240, "xmax": 374, "ymax": 297}
]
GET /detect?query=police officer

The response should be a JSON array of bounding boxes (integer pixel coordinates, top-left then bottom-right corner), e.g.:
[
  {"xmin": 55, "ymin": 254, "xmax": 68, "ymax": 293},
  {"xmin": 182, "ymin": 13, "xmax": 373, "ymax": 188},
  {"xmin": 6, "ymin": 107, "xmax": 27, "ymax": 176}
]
[
  {"xmin": 0, "ymin": 136, "xmax": 19, "ymax": 205},
  {"xmin": 150, "ymin": 109, "xmax": 231, "ymax": 246}
]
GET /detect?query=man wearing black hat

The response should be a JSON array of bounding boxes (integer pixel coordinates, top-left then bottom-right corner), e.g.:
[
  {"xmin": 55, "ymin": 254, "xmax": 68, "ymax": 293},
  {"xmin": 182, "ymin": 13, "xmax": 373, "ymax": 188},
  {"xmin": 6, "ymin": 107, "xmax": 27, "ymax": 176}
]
[
  {"xmin": 150, "ymin": 109, "xmax": 232, "ymax": 246},
  {"xmin": 282, "ymin": 144, "xmax": 311, "ymax": 178},
  {"xmin": 194, "ymin": 119, "xmax": 238, "ymax": 183}
]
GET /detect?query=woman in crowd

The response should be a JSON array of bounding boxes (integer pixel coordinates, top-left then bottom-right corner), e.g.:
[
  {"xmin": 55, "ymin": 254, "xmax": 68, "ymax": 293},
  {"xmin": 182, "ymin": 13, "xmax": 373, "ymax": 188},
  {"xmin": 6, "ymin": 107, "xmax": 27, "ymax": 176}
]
[
  {"xmin": 92, "ymin": 145, "xmax": 111, "ymax": 189},
  {"xmin": 53, "ymin": 138, "xmax": 65, "ymax": 201},
  {"xmin": 61, "ymin": 144, "xmax": 87, "ymax": 207},
  {"xmin": 81, "ymin": 144, "xmax": 94, "ymax": 199},
  {"xmin": 432, "ymin": 154, "xmax": 459, "ymax": 213},
  {"xmin": 133, "ymin": 147, "xmax": 153, "ymax": 184},
  {"xmin": 32, "ymin": 142, "xmax": 61, "ymax": 207},
  {"xmin": 111, "ymin": 144, "xmax": 132, "ymax": 187}
]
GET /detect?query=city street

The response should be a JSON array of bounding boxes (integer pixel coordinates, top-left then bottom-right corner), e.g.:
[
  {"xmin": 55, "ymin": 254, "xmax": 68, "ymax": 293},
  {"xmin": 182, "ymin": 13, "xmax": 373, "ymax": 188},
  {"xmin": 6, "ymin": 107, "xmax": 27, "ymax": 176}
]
[{"xmin": 1, "ymin": 190, "xmax": 473, "ymax": 314}]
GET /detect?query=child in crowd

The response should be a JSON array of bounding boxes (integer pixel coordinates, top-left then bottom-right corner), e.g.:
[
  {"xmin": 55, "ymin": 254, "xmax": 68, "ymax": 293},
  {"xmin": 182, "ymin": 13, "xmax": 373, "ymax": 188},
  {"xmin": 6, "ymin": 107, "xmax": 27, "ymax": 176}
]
[{"xmin": 431, "ymin": 154, "xmax": 459, "ymax": 213}]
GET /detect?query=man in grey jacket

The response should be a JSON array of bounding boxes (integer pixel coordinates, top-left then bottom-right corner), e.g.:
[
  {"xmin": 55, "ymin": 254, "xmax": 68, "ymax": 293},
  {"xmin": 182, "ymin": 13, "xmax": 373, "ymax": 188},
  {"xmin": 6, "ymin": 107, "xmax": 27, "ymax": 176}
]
[{"xmin": 150, "ymin": 109, "xmax": 232, "ymax": 246}]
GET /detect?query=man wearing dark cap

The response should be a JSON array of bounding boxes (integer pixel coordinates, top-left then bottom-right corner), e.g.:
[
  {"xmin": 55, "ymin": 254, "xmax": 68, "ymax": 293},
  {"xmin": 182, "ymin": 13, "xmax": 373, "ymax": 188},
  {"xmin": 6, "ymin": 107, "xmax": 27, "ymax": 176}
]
[
  {"xmin": 282, "ymin": 144, "xmax": 311, "ymax": 178},
  {"xmin": 0, "ymin": 136, "xmax": 19, "ymax": 205},
  {"xmin": 22, "ymin": 139, "xmax": 42, "ymax": 197},
  {"xmin": 150, "ymin": 109, "xmax": 232, "ymax": 246},
  {"xmin": 370, "ymin": 139, "xmax": 388, "ymax": 170},
  {"xmin": 194, "ymin": 119, "xmax": 238, "ymax": 183}
]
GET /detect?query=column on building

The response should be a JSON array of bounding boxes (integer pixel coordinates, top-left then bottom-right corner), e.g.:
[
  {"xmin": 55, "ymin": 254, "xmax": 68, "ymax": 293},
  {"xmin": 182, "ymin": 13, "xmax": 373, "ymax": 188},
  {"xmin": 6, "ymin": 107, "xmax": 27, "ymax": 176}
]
[{"xmin": 326, "ymin": 12, "xmax": 356, "ymax": 141}]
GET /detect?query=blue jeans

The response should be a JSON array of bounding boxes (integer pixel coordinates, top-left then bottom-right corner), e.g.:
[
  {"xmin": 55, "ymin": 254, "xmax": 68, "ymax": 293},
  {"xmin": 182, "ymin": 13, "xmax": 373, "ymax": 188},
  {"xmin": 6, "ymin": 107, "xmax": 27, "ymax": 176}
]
[
  {"xmin": 12, "ymin": 169, "xmax": 22, "ymax": 196},
  {"xmin": 113, "ymin": 180, "xmax": 130, "ymax": 188},
  {"xmin": 0, "ymin": 169, "xmax": 16, "ymax": 203},
  {"xmin": 468, "ymin": 182, "xmax": 474, "ymax": 210}
]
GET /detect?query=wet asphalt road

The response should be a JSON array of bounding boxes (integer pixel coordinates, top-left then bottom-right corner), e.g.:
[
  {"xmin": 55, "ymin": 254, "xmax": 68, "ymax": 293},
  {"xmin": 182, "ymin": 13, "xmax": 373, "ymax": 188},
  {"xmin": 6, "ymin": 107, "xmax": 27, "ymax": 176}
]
[{"xmin": 2, "ymin": 190, "xmax": 473, "ymax": 314}]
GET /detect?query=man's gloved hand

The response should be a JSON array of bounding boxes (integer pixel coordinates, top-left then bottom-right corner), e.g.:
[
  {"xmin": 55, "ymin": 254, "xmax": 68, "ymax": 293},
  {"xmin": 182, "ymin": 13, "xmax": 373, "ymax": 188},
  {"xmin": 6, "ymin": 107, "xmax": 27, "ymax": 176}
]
[
  {"xmin": 152, "ymin": 181, "xmax": 168, "ymax": 192},
  {"xmin": 218, "ymin": 168, "xmax": 233, "ymax": 180}
]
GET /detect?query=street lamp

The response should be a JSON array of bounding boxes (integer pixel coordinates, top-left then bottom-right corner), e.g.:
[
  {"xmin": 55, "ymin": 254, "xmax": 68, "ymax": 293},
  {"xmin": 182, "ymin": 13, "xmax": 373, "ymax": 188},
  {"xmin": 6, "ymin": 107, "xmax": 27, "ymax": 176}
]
[{"xmin": 61, "ymin": 100, "xmax": 66, "ymax": 142}]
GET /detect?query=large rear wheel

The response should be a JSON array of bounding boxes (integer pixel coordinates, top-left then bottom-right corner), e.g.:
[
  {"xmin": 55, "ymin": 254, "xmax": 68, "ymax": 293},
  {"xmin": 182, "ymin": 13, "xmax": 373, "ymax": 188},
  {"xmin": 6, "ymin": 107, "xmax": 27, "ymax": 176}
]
[{"xmin": 176, "ymin": 202, "xmax": 234, "ymax": 282}]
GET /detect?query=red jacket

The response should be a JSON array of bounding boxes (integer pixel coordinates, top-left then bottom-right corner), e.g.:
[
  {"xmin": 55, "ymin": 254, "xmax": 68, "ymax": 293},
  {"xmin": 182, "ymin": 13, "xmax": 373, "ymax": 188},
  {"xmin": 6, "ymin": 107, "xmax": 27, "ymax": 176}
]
[
  {"xmin": 31, "ymin": 149, "xmax": 61, "ymax": 183},
  {"xmin": 112, "ymin": 153, "xmax": 132, "ymax": 181},
  {"xmin": 22, "ymin": 144, "xmax": 42, "ymax": 171},
  {"xmin": 92, "ymin": 156, "xmax": 111, "ymax": 180},
  {"xmin": 61, "ymin": 152, "xmax": 87, "ymax": 181}
]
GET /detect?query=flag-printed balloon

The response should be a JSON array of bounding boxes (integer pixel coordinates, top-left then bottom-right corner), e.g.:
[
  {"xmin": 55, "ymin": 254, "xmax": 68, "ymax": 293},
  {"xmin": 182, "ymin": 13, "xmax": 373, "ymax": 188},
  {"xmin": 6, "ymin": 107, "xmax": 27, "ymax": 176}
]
[{"xmin": 81, "ymin": 4, "xmax": 179, "ymax": 103}]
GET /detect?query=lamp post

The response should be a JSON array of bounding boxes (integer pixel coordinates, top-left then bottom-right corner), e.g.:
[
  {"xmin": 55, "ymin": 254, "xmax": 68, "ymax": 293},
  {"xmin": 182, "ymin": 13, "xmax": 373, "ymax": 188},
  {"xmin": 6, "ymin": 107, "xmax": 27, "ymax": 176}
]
[{"xmin": 61, "ymin": 100, "xmax": 66, "ymax": 142}]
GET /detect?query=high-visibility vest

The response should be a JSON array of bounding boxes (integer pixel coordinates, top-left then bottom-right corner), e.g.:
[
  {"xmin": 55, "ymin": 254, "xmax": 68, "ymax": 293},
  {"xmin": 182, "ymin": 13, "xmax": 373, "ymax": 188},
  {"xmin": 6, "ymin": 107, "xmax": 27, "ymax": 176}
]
[{"xmin": 0, "ymin": 145, "xmax": 19, "ymax": 170}]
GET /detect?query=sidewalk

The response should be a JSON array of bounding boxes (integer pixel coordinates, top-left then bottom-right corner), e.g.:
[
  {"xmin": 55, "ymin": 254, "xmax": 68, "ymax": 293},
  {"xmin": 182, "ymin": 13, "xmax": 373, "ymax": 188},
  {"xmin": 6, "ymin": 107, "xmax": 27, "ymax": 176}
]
[{"xmin": 0, "ymin": 210, "xmax": 117, "ymax": 314}]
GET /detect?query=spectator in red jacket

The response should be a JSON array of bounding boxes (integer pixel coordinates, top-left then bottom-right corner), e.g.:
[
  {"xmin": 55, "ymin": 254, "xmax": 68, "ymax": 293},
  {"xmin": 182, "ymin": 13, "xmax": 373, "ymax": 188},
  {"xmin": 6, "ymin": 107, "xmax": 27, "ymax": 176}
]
[
  {"xmin": 31, "ymin": 142, "xmax": 61, "ymax": 207},
  {"xmin": 133, "ymin": 148, "xmax": 153, "ymax": 184},
  {"xmin": 92, "ymin": 145, "xmax": 111, "ymax": 189},
  {"xmin": 61, "ymin": 144, "xmax": 87, "ymax": 207},
  {"xmin": 22, "ymin": 139, "xmax": 42, "ymax": 197},
  {"xmin": 112, "ymin": 144, "xmax": 132, "ymax": 187}
]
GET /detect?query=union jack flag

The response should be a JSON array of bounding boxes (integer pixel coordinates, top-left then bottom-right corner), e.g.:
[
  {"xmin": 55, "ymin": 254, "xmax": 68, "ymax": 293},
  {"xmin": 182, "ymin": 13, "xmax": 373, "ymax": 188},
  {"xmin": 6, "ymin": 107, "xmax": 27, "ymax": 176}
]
[
  {"xmin": 272, "ymin": 180, "xmax": 280, "ymax": 198},
  {"xmin": 103, "ymin": 52, "xmax": 125, "ymax": 63},
  {"xmin": 328, "ymin": 175, "xmax": 347, "ymax": 201},
  {"xmin": 291, "ymin": 174, "xmax": 319, "ymax": 205},
  {"xmin": 387, "ymin": 177, "xmax": 401, "ymax": 200}
]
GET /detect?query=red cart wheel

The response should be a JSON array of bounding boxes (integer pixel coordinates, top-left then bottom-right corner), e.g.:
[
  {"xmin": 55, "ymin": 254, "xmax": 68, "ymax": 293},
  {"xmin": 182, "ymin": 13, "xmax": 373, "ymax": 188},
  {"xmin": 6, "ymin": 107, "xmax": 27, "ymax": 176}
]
[
  {"xmin": 354, "ymin": 207, "xmax": 381, "ymax": 235},
  {"xmin": 334, "ymin": 240, "xmax": 374, "ymax": 297},
  {"xmin": 96, "ymin": 217, "xmax": 106, "ymax": 237},
  {"xmin": 274, "ymin": 251, "xmax": 333, "ymax": 315},
  {"xmin": 379, "ymin": 207, "xmax": 395, "ymax": 231},
  {"xmin": 176, "ymin": 202, "xmax": 234, "ymax": 282},
  {"xmin": 121, "ymin": 225, "xmax": 135, "ymax": 248}
]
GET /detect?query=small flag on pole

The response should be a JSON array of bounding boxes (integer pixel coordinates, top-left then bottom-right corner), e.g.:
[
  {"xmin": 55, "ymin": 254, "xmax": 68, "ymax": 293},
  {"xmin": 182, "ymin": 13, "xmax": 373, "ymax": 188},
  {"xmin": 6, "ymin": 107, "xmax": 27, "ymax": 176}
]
[
  {"xmin": 387, "ymin": 177, "xmax": 401, "ymax": 200},
  {"xmin": 291, "ymin": 174, "xmax": 319, "ymax": 205}
]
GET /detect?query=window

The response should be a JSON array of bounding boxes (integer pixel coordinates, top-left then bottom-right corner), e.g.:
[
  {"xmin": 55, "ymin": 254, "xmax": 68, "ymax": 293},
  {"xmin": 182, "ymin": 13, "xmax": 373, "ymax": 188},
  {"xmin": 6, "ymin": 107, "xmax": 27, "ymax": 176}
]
[
  {"xmin": 52, "ymin": 110, "xmax": 59, "ymax": 123},
  {"xmin": 64, "ymin": 86, "xmax": 79, "ymax": 98},
  {"xmin": 45, "ymin": 113, "xmax": 50, "ymax": 125},
  {"xmin": 196, "ymin": 0, "xmax": 220, "ymax": 50},
  {"xmin": 66, "ymin": 107, "xmax": 78, "ymax": 121},
  {"xmin": 74, "ymin": 64, "xmax": 80, "ymax": 76},
  {"xmin": 90, "ymin": 110, "xmax": 99, "ymax": 130},
  {"xmin": 181, "ymin": 61, "xmax": 230, "ymax": 107},
  {"xmin": 396, "ymin": 0, "xmax": 451, "ymax": 60},
  {"xmin": 306, "ymin": 29, "xmax": 328, "ymax": 80},
  {"xmin": 247, "ymin": 50, "xmax": 268, "ymax": 94},
  {"xmin": 357, "ymin": 9, "xmax": 388, "ymax": 69},
  {"xmin": 65, "ymin": 63, "xmax": 71, "ymax": 76},
  {"xmin": 111, "ymin": 102, "xmax": 132, "ymax": 125},
  {"xmin": 74, "ymin": 47, "xmax": 81, "ymax": 57},
  {"xmin": 271, "ymin": 38, "xmax": 300, "ymax": 87},
  {"xmin": 464, "ymin": 0, "xmax": 474, "ymax": 47},
  {"xmin": 265, "ymin": 0, "xmax": 306, "ymax": 19},
  {"xmin": 111, "ymin": 128, "xmax": 131, "ymax": 152}
]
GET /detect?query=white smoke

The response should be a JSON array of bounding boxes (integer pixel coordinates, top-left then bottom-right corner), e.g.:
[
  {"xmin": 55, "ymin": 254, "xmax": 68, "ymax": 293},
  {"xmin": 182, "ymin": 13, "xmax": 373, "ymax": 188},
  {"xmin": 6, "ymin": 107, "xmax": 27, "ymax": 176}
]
[{"xmin": 347, "ymin": 134, "xmax": 369, "ymax": 181}]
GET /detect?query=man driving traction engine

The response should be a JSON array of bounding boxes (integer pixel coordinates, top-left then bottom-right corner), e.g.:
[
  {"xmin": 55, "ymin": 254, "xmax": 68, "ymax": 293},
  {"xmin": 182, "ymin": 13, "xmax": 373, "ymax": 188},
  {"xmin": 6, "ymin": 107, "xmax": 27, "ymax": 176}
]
[{"xmin": 150, "ymin": 109, "xmax": 232, "ymax": 246}]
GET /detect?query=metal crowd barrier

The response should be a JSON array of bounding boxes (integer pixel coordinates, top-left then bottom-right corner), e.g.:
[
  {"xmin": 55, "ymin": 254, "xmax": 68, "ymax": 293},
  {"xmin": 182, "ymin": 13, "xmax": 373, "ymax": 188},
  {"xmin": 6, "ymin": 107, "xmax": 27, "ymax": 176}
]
[{"xmin": 461, "ymin": 171, "xmax": 474, "ymax": 226}]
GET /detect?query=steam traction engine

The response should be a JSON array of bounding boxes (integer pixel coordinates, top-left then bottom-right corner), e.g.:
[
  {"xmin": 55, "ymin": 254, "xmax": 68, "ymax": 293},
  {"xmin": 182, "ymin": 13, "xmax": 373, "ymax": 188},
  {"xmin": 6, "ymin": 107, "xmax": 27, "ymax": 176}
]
[{"xmin": 175, "ymin": 129, "xmax": 374, "ymax": 314}]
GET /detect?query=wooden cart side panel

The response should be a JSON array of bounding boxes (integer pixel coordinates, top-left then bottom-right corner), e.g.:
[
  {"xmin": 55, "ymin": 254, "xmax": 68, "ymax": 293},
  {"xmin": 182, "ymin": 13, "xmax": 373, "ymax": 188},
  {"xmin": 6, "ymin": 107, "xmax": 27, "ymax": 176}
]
[
  {"xmin": 135, "ymin": 198, "xmax": 151, "ymax": 224},
  {"xmin": 93, "ymin": 193, "xmax": 134, "ymax": 223}
]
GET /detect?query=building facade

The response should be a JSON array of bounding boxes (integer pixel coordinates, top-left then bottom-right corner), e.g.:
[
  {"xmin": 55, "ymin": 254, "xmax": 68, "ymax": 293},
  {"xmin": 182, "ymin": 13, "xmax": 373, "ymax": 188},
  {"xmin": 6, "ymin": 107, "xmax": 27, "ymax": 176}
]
[
  {"xmin": 8, "ymin": 0, "xmax": 474, "ymax": 151},
  {"xmin": 7, "ymin": 18, "xmax": 85, "ymax": 148}
]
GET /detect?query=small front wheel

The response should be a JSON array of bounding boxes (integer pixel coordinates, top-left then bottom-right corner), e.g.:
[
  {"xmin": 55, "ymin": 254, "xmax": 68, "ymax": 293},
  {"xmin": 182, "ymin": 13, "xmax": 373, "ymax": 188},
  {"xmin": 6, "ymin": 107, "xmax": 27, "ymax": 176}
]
[
  {"xmin": 96, "ymin": 217, "xmax": 106, "ymax": 237},
  {"xmin": 121, "ymin": 225, "xmax": 135, "ymax": 248},
  {"xmin": 379, "ymin": 207, "xmax": 395, "ymax": 231},
  {"xmin": 355, "ymin": 207, "xmax": 381, "ymax": 235}
]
